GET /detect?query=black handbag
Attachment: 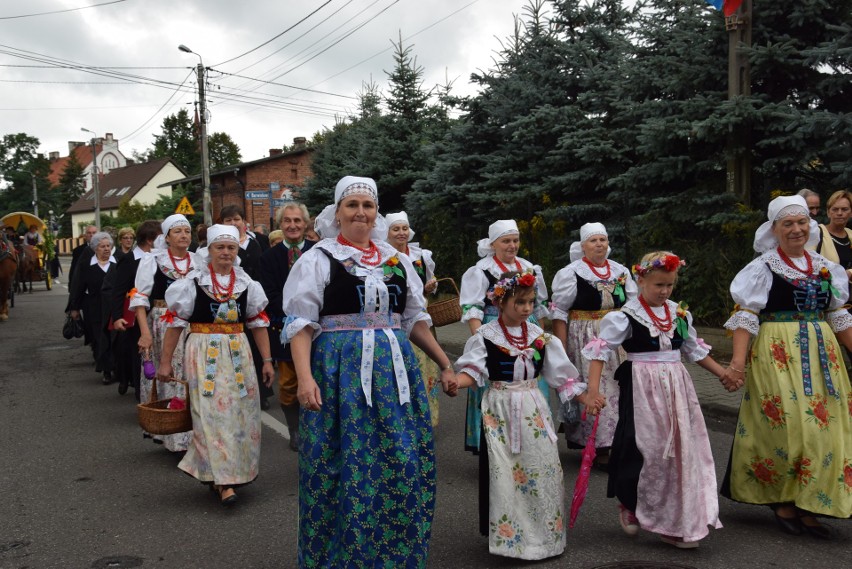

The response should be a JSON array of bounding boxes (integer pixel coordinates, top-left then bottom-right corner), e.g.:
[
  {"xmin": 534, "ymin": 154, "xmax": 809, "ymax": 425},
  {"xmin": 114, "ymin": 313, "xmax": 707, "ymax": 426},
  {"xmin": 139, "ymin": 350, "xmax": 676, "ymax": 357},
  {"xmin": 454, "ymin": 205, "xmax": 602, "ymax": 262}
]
[{"xmin": 62, "ymin": 315, "xmax": 85, "ymax": 339}]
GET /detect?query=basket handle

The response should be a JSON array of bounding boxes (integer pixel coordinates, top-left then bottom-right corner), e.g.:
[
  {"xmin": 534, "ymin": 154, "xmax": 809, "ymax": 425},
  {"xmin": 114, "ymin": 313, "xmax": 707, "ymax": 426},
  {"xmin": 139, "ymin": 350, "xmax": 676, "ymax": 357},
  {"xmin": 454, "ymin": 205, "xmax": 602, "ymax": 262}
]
[
  {"xmin": 433, "ymin": 277, "xmax": 459, "ymax": 296},
  {"xmin": 149, "ymin": 375, "xmax": 183, "ymax": 403}
]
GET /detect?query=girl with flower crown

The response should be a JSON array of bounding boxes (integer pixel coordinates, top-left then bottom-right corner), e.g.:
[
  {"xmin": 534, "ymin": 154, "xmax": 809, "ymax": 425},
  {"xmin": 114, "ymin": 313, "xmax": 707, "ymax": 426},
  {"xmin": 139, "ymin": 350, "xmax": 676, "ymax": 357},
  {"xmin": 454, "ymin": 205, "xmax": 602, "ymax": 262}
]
[
  {"xmin": 583, "ymin": 251, "xmax": 728, "ymax": 549},
  {"xmin": 459, "ymin": 220, "xmax": 551, "ymax": 454},
  {"xmin": 721, "ymin": 195, "xmax": 852, "ymax": 538},
  {"xmin": 551, "ymin": 222, "xmax": 637, "ymax": 469},
  {"xmin": 454, "ymin": 270, "xmax": 597, "ymax": 560},
  {"xmin": 129, "ymin": 214, "xmax": 202, "ymax": 452}
]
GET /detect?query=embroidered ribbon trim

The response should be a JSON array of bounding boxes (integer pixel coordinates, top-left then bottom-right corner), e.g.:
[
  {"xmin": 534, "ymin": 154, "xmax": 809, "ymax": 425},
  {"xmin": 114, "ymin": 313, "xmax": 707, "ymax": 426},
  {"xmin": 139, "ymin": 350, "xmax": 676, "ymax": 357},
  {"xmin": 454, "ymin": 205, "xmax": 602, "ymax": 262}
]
[
  {"xmin": 758, "ymin": 310, "xmax": 835, "ymax": 396},
  {"xmin": 569, "ymin": 309, "xmax": 612, "ymax": 321},
  {"xmin": 319, "ymin": 312, "xmax": 401, "ymax": 332},
  {"xmin": 190, "ymin": 322, "xmax": 244, "ymax": 334}
]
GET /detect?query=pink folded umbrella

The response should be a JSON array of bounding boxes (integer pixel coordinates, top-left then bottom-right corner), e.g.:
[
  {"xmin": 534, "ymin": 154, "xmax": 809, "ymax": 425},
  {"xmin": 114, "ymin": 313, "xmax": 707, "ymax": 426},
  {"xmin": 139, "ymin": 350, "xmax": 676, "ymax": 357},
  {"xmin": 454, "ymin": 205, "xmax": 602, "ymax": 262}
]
[{"xmin": 569, "ymin": 413, "xmax": 599, "ymax": 529}]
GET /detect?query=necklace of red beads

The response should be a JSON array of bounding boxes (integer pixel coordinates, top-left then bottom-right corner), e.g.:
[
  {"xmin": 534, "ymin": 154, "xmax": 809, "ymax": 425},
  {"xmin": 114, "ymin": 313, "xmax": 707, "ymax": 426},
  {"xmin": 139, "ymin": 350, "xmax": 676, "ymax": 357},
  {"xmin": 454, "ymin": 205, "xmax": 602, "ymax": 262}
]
[
  {"xmin": 498, "ymin": 317, "xmax": 528, "ymax": 350},
  {"xmin": 582, "ymin": 256, "xmax": 611, "ymax": 280},
  {"xmin": 494, "ymin": 257, "xmax": 522, "ymax": 274},
  {"xmin": 337, "ymin": 234, "xmax": 382, "ymax": 266},
  {"xmin": 638, "ymin": 295, "xmax": 673, "ymax": 332},
  {"xmin": 208, "ymin": 264, "xmax": 235, "ymax": 301},
  {"xmin": 776, "ymin": 247, "xmax": 813, "ymax": 276},
  {"xmin": 168, "ymin": 249, "xmax": 191, "ymax": 276}
]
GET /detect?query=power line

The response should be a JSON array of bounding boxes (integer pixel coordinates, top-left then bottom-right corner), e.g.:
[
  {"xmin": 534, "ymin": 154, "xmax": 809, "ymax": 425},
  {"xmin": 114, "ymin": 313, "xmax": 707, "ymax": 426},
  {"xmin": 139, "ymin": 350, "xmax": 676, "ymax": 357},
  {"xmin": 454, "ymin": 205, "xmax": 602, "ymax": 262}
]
[
  {"xmin": 212, "ymin": 1, "xmax": 334, "ymax": 67},
  {"xmin": 210, "ymin": 70, "xmax": 356, "ymax": 99},
  {"xmin": 120, "ymin": 69, "xmax": 195, "ymax": 143},
  {"xmin": 0, "ymin": 0, "xmax": 128, "ymax": 20}
]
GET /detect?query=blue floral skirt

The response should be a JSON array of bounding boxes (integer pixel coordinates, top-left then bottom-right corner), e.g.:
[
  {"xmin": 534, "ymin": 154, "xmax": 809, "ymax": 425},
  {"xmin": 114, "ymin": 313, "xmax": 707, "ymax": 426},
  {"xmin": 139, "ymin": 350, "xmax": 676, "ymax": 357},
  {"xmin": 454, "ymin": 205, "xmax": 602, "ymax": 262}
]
[{"xmin": 298, "ymin": 328, "xmax": 435, "ymax": 568}]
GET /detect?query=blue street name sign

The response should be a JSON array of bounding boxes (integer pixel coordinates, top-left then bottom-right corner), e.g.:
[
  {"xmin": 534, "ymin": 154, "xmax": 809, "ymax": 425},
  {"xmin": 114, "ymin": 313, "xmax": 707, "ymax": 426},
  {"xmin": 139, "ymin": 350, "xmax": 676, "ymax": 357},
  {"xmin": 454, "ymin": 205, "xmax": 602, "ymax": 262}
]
[{"xmin": 245, "ymin": 190, "xmax": 270, "ymax": 199}]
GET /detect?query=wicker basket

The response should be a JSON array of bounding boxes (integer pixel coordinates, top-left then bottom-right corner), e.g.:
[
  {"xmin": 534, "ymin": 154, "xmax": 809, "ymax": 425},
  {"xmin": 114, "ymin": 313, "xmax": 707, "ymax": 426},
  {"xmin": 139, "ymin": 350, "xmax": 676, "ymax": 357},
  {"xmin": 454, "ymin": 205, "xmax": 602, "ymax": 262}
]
[
  {"xmin": 427, "ymin": 278, "xmax": 462, "ymax": 327},
  {"xmin": 137, "ymin": 377, "xmax": 192, "ymax": 435}
]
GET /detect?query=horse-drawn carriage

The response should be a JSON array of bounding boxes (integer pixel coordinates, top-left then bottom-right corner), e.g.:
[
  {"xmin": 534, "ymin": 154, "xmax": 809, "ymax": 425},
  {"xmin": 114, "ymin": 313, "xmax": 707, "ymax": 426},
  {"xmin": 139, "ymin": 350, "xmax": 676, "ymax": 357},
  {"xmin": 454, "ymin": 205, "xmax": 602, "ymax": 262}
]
[{"xmin": 1, "ymin": 212, "xmax": 54, "ymax": 297}]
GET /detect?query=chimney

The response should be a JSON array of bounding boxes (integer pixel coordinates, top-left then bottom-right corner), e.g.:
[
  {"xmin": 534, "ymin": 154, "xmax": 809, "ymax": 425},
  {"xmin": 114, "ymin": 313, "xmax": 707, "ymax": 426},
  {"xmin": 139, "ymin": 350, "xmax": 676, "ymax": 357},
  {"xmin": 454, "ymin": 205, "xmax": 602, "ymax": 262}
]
[
  {"xmin": 269, "ymin": 148, "xmax": 283, "ymax": 156},
  {"xmin": 49, "ymin": 151, "xmax": 60, "ymax": 161},
  {"xmin": 68, "ymin": 141, "xmax": 86, "ymax": 153},
  {"xmin": 293, "ymin": 136, "xmax": 307, "ymax": 149}
]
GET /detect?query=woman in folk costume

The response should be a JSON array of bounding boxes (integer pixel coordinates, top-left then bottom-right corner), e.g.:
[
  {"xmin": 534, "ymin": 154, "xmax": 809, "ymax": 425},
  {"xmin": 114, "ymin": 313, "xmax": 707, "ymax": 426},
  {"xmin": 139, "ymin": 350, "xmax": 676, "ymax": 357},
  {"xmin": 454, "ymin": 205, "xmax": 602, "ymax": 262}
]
[
  {"xmin": 454, "ymin": 270, "xmax": 596, "ymax": 560},
  {"xmin": 283, "ymin": 176, "xmax": 457, "ymax": 568},
  {"xmin": 158, "ymin": 224, "xmax": 274, "ymax": 505},
  {"xmin": 584, "ymin": 252, "xmax": 727, "ymax": 548},
  {"xmin": 551, "ymin": 222, "xmax": 637, "ymax": 469},
  {"xmin": 385, "ymin": 210, "xmax": 442, "ymax": 426},
  {"xmin": 721, "ymin": 195, "xmax": 852, "ymax": 538},
  {"xmin": 459, "ymin": 220, "xmax": 550, "ymax": 453},
  {"xmin": 130, "ymin": 214, "xmax": 202, "ymax": 451}
]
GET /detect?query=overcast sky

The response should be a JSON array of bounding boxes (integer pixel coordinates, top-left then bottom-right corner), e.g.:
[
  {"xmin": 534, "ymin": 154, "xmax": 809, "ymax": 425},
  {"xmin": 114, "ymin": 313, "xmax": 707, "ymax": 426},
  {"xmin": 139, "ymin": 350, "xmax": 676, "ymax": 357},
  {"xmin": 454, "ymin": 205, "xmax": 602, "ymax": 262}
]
[{"xmin": 0, "ymin": 0, "xmax": 534, "ymax": 164}]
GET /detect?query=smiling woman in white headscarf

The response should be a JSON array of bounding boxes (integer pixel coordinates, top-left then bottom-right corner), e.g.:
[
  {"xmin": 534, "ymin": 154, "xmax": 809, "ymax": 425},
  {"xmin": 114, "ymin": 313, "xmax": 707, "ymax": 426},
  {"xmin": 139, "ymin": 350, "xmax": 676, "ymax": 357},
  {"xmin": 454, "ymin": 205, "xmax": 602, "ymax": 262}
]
[
  {"xmin": 550, "ymin": 222, "xmax": 637, "ymax": 468},
  {"xmin": 158, "ymin": 224, "xmax": 274, "ymax": 506},
  {"xmin": 458, "ymin": 219, "xmax": 550, "ymax": 454},
  {"xmin": 721, "ymin": 195, "xmax": 852, "ymax": 538},
  {"xmin": 283, "ymin": 176, "xmax": 457, "ymax": 567},
  {"xmin": 129, "ymin": 214, "xmax": 202, "ymax": 452}
]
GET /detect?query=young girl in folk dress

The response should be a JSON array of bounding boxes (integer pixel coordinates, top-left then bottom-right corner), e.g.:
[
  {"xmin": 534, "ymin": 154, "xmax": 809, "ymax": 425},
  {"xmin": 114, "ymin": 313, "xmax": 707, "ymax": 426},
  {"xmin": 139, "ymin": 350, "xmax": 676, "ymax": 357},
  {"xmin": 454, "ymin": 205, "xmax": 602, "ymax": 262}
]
[
  {"xmin": 454, "ymin": 270, "xmax": 601, "ymax": 560},
  {"xmin": 584, "ymin": 252, "xmax": 731, "ymax": 549}
]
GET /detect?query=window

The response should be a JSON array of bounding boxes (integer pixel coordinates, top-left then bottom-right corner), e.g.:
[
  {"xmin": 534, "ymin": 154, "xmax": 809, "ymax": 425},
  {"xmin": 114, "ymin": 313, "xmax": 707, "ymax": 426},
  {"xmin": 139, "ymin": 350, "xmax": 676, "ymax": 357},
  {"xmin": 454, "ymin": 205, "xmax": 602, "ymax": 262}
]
[
  {"xmin": 104, "ymin": 188, "xmax": 117, "ymax": 197},
  {"xmin": 116, "ymin": 186, "xmax": 131, "ymax": 196},
  {"xmin": 85, "ymin": 192, "xmax": 94, "ymax": 200}
]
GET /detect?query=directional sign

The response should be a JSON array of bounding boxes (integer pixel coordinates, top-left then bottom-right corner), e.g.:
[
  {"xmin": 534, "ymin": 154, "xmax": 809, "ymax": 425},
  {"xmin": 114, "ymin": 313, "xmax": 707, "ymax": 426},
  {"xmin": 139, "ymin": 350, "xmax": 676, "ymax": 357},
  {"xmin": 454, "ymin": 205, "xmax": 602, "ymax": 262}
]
[
  {"xmin": 271, "ymin": 198, "xmax": 289, "ymax": 207},
  {"xmin": 245, "ymin": 190, "xmax": 270, "ymax": 199},
  {"xmin": 174, "ymin": 196, "xmax": 195, "ymax": 215},
  {"xmin": 269, "ymin": 182, "xmax": 280, "ymax": 192},
  {"xmin": 251, "ymin": 201, "xmax": 264, "ymax": 206}
]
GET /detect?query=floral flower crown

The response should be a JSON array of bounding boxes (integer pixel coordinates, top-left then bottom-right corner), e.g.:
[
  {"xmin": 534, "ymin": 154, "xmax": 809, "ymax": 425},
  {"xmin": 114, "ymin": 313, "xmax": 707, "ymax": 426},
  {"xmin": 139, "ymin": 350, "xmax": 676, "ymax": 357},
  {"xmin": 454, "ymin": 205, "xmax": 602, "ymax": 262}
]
[
  {"xmin": 487, "ymin": 270, "xmax": 537, "ymax": 302},
  {"xmin": 631, "ymin": 254, "xmax": 685, "ymax": 277}
]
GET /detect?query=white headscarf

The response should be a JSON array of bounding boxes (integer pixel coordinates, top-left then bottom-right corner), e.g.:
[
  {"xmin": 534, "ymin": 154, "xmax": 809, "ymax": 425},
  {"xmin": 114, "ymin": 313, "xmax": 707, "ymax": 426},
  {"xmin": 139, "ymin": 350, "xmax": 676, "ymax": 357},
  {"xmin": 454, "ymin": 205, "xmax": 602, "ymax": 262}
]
[
  {"xmin": 753, "ymin": 195, "xmax": 819, "ymax": 253},
  {"xmin": 153, "ymin": 214, "xmax": 191, "ymax": 250},
  {"xmin": 569, "ymin": 222, "xmax": 610, "ymax": 262},
  {"xmin": 314, "ymin": 176, "xmax": 388, "ymax": 240},
  {"xmin": 196, "ymin": 224, "xmax": 241, "ymax": 266},
  {"xmin": 385, "ymin": 211, "xmax": 415, "ymax": 241},
  {"xmin": 477, "ymin": 219, "xmax": 519, "ymax": 258}
]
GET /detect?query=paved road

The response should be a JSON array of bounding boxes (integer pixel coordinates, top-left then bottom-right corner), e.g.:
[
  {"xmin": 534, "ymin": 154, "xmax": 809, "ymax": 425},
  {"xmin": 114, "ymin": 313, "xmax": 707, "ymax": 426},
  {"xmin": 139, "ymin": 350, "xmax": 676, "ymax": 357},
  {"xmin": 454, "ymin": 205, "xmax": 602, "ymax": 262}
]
[{"xmin": 1, "ymin": 282, "xmax": 849, "ymax": 569}]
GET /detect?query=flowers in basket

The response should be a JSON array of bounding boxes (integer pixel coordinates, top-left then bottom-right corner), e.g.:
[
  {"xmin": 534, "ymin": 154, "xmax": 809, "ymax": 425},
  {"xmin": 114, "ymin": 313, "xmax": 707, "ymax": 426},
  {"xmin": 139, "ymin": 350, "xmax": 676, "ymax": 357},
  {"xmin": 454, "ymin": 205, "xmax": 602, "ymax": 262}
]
[{"xmin": 167, "ymin": 397, "xmax": 186, "ymax": 410}]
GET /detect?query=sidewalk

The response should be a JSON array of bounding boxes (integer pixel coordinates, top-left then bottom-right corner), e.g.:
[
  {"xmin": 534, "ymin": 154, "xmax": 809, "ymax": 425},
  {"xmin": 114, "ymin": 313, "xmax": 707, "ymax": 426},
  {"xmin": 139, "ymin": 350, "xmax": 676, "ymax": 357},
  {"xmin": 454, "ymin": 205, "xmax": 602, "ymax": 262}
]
[{"xmin": 434, "ymin": 321, "xmax": 742, "ymax": 426}]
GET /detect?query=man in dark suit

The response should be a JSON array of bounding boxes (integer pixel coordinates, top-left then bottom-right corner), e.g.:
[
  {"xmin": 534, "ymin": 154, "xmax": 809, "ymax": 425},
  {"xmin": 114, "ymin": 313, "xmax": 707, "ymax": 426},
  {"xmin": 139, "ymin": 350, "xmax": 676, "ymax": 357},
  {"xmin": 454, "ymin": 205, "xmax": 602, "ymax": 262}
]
[
  {"xmin": 249, "ymin": 223, "xmax": 270, "ymax": 252},
  {"xmin": 258, "ymin": 202, "xmax": 315, "ymax": 450}
]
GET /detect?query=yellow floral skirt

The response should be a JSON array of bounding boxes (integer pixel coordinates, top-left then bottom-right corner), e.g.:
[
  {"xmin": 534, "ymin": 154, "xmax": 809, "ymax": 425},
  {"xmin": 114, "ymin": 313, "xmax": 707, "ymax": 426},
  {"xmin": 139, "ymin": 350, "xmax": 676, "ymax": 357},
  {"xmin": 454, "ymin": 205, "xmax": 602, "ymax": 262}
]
[{"xmin": 727, "ymin": 321, "xmax": 852, "ymax": 517}]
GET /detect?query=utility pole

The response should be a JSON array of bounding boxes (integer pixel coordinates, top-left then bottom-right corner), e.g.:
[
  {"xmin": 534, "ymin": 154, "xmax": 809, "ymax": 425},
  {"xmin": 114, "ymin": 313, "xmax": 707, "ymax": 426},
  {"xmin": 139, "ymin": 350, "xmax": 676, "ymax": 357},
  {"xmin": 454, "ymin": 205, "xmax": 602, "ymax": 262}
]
[
  {"xmin": 179, "ymin": 44, "xmax": 212, "ymax": 225},
  {"xmin": 726, "ymin": 1, "xmax": 752, "ymax": 205},
  {"xmin": 81, "ymin": 128, "xmax": 101, "ymax": 230},
  {"xmin": 31, "ymin": 172, "xmax": 38, "ymax": 218}
]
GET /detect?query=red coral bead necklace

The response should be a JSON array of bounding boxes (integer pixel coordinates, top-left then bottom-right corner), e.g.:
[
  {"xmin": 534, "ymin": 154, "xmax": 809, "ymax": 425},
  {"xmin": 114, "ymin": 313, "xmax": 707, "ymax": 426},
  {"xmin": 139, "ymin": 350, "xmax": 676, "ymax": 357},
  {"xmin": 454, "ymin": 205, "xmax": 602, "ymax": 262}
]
[
  {"xmin": 337, "ymin": 234, "xmax": 382, "ymax": 266},
  {"xmin": 582, "ymin": 256, "xmax": 611, "ymax": 280},
  {"xmin": 498, "ymin": 317, "xmax": 528, "ymax": 349},
  {"xmin": 209, "ymin": 264, "xmax": 235, "ymax": 301},
  {"xmin": 494, "ymin": 257, "xmax": 522, "ymax": 274},
  {"xmin": 776, "ymin": 247, "xmax": 813, "ymax": 276},
  {"xmin": 638, "ymin": 295, "xmax": 673, "ymax": 332},
  {"xmin": 168, "ymin": 248, "xmax": 191, "ymax": 276}
]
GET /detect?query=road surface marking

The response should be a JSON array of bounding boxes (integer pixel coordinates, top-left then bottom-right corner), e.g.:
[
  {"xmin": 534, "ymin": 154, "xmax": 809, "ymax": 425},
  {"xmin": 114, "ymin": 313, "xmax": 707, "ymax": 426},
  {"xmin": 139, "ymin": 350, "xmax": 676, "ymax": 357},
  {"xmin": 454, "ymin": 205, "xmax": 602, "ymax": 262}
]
[{"xmin": 261, "ymin": 410, "xmax": 291, "ymax": 440}]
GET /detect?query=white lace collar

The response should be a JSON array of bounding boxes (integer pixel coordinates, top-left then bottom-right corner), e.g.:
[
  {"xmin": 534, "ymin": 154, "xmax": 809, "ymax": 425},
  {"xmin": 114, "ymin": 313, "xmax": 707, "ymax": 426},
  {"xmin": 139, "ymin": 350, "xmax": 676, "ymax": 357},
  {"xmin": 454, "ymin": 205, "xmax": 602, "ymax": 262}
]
[
  {"xmin": 570, "ymin": 258, "xmax": 630, "ymax": 284},
  {"xmin": 475, "ymin": 255, "xmax": 533, "ymax": 277},
  {"xmin": 479, "ymin": 320, "xmax": 545, "ymax": 351},
  {"xmin": 621, "ymin": 298, "xmax": 679, "ymax": 338},
  {"xmin": 761, "ymin": 249, "xmax": 830, "ymax": 281},
  {"xmin": 195, "ymin": 265, "xmax": 253, "ymax": 295},
  {"xmin": 316, "ymin": 238, "xmax": 400, "ymax": 266}
]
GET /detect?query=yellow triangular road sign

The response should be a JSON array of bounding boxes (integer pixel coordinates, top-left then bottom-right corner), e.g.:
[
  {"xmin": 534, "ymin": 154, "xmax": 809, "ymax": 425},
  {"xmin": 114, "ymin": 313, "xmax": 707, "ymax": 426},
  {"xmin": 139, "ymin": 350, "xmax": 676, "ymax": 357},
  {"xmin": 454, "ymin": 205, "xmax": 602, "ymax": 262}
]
[{"xmin": 174, "ymin": 196, "xmax": 195, "ymax": 215}]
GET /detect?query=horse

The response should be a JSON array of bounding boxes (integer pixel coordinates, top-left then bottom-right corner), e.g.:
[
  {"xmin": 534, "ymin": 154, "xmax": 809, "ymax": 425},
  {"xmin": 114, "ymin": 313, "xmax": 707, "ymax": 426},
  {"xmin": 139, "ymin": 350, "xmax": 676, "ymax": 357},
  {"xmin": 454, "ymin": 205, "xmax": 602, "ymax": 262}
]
[
  {"xmin": 15, "ymin": 244, "xmax": 38, "ymax": 294},
  {"xmin": 0, "ymin": 246, "xmax": 16, "ymax": 321}
]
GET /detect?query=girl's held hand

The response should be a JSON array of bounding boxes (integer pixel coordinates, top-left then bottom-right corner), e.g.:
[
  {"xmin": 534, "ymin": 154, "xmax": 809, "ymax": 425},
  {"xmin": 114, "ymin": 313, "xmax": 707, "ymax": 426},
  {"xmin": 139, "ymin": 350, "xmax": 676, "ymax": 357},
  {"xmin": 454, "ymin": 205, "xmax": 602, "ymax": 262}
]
[
  {"xmin": 720, "ymin": 367, "xmax": 745, "ymax": 392},
  {"xmin": 584, "ymin": 390, "xmax": 606, "ymax": 415},
  {"xmin": 440, "ymin": 367, "xmax": 458, "ymax": 397},
  {"xmin": 261, "ymin": 362, "xmax": 275, "ymax": 387},
  {"xmin": 298, "ymin": 377, "xmax": 322, "ymax": 411}
]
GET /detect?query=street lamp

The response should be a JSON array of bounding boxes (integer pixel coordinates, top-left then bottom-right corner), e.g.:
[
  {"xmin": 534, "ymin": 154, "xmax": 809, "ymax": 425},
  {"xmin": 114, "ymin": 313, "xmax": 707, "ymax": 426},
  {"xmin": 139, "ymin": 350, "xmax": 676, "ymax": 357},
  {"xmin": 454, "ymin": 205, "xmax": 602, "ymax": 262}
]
[
  {"xmin": 80, "ymin": 127, "xmax": 101, "ymax": 230},
  {"xmin": 179, "ymin": 44, "xmax": 212, "ymax": 225}
]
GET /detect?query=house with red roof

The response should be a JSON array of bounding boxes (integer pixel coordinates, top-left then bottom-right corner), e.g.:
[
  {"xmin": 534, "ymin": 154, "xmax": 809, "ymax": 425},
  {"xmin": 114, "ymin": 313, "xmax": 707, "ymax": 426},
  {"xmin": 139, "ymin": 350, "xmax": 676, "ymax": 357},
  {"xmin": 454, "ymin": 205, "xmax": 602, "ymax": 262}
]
[{"xmin": 47, "ymin": 132, "xmax": 129, "ymax": 194}]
